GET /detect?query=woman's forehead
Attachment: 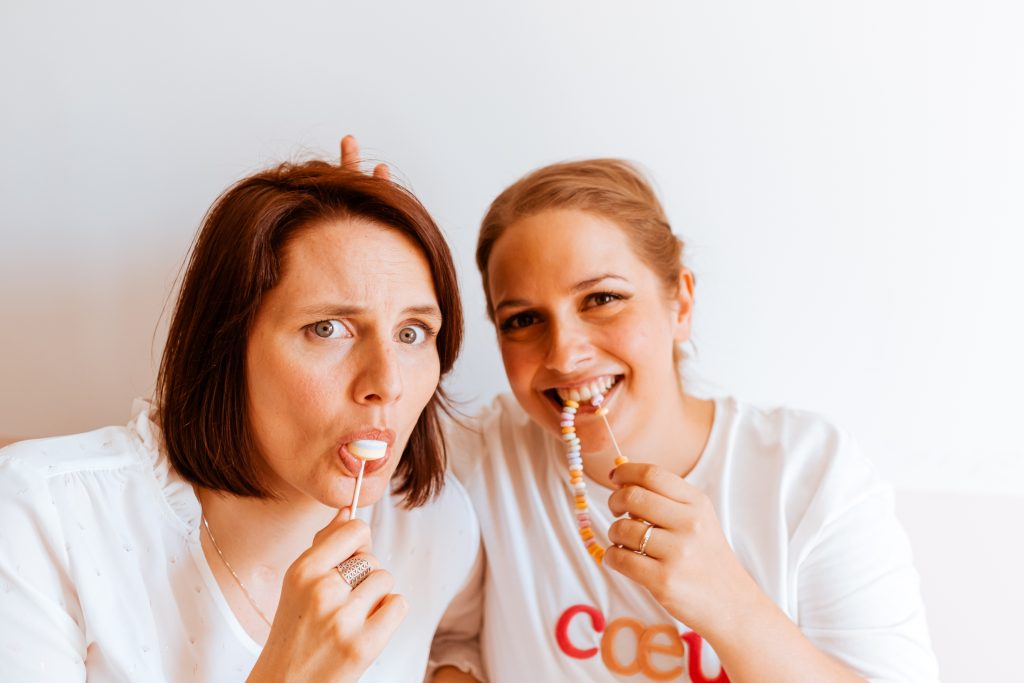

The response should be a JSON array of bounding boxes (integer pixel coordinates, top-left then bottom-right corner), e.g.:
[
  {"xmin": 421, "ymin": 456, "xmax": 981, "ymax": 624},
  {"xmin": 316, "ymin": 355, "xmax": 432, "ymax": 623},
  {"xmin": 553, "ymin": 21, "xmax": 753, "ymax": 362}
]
[
  {"xmin": 488, "ymin": 210, "xmax": 642, "ymax": 295},
  {"xmin": 273, "ymin": 218, "xmax": 436, "ymax": 309}
]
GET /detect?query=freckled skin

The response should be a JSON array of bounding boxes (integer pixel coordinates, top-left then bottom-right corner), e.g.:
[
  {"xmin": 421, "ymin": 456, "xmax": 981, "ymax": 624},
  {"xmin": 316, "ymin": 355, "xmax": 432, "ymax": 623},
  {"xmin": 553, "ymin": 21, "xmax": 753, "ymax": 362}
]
[
  {"xmin": 245, "ymin": 218, "xmax": 442, "ymax": 509},
  {"xmin": 486, "ymin": 209, "xmax": 702, "ymax": 481}
]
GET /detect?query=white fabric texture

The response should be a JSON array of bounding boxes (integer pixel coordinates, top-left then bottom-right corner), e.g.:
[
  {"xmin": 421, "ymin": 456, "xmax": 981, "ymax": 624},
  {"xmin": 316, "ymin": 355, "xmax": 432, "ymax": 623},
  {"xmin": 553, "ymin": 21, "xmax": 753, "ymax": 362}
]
[
  {"xmin": 433, "ymin": 394, "xmax": 940, "ymax": 683},
  {"xmin": 0, "ymin": 401, "xmax": 480, "ymax": 682}
]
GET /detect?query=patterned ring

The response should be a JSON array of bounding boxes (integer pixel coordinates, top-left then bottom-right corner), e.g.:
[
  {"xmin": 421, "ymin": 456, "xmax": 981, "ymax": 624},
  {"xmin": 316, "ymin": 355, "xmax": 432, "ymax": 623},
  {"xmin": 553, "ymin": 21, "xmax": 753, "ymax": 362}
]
[
  {"xmin": 336, "ymin": 557, "xmax": 373, "ymax": 589},
  {"xmin": 636, "ymin": 524, "xmax": 655, "ymax": 556}
]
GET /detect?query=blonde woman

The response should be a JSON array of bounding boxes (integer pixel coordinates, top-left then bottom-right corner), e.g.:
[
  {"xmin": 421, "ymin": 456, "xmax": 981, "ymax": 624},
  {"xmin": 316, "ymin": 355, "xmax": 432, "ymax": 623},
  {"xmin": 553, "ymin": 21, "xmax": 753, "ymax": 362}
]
[{"xmin": 432, "ymin": 157, "xmax": 939, "ymax": 683}]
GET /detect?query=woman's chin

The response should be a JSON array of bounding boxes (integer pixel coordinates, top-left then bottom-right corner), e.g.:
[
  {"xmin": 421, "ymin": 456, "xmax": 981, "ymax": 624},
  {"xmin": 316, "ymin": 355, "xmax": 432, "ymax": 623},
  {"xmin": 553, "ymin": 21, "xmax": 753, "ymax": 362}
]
[{"xmin": 325, "ymin": 475, "xmax": 390, "ymax": 511}]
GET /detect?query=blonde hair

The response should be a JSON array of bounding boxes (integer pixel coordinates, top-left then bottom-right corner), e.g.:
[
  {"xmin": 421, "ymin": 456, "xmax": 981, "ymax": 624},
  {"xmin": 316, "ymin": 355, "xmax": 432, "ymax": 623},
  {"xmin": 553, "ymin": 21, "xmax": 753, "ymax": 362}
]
[{"xmin": 476, "ymin": 158, "xmax": 686, "ymax": 320}]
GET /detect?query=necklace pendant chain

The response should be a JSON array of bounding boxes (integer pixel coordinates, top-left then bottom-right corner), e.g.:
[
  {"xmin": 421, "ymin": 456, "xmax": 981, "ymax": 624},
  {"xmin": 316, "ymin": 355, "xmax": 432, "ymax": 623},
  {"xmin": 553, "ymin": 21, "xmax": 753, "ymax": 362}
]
[{"xmin": 201, "ymin": 514, "xmax": 273, "ymax": 628}]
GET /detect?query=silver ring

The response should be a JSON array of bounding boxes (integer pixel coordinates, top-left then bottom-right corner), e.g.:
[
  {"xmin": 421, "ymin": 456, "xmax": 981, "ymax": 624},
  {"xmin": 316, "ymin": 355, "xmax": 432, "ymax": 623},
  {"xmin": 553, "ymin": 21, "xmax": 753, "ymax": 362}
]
[
  {"xmin": 636, "ymin": 525, "xmax": 655, "ymax": 556},
  {"xmin": 336, "ymin": 557, "xmax": 372, "ymax": 589}
]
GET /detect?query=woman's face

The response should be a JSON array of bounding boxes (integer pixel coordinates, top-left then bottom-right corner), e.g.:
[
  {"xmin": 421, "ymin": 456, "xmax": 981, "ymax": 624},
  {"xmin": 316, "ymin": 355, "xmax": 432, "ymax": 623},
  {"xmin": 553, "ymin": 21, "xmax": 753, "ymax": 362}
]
[
  {"xmin": 487, "ymin": 209, "xmax": 693, "ymax": 451},
  {"xmin": 245, "ymin": 218, "xmax": 442, "ymax": 508}
]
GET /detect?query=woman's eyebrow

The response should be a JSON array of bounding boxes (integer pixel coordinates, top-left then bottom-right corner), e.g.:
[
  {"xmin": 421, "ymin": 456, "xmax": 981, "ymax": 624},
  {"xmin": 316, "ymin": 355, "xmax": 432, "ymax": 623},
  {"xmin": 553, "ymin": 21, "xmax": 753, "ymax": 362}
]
[
  {"xmin": 402, "ymin": 304, "xmax": 443, "ymax": 320},
  {"xmin": 494, "ymin": 274, "xmax": 629, "ymax": 313},
  {"xmin": 296, "ymin": 303, "xmax": 441, "ymax": 319},
  {"xmin": 570, "ymin": 273, "xmax": 628, "ymax": 292},
  {"xmin": 494, "ymin": 298, "xmax": 530, "ymax": 313}
]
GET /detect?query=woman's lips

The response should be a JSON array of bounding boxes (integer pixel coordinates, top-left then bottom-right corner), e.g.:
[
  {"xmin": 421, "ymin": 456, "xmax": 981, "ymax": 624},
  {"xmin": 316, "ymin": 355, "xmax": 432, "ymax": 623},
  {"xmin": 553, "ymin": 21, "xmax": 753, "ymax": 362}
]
[{"xmin": 338, "ymin": 443, "xmax": 392, "ymax": 477}]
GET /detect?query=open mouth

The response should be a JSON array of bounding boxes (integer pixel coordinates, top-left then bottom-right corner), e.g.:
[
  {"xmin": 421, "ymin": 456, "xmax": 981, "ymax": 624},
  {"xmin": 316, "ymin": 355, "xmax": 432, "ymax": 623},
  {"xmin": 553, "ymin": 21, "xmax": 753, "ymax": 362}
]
[{"xmin": 543, "ymin": 374, "xmax": 623, "ymax": 412}]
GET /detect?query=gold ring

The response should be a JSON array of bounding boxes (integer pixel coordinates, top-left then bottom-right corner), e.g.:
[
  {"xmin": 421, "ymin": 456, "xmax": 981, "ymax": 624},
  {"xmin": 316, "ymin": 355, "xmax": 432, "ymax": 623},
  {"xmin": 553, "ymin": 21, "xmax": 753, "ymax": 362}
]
[{"xmin": 637, "ymin": 524, "xmax": 655, "ymax": 556}]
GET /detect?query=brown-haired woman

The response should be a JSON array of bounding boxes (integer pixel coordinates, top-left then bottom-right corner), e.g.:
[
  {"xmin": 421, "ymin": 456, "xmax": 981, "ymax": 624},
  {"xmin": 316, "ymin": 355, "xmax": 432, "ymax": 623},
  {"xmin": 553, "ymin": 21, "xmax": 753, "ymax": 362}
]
[
  {"xmin": 0, "ymin": 149, "xmax": 480, "ymax": 682},
  {"xmin": 434, "ymin": 159, "xmax": 940, "ymax": 682}
]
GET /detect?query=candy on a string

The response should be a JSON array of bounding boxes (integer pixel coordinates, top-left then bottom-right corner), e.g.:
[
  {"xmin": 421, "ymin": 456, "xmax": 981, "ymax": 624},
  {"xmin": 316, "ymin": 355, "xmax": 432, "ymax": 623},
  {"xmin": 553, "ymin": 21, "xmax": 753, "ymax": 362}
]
[{"xmin": 560, "ymin": 392, "xmax": 628, "ymax": 565}]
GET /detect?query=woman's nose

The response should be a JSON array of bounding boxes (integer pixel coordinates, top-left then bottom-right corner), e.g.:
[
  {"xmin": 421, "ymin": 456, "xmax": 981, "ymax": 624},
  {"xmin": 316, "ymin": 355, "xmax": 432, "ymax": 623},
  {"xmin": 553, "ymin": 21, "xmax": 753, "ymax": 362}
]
[
  {"xmin": 351, "ymin": 338, "xmax": 403, "ymax": 405},
  {"xmin": 544, "ymin": 320, "xmax": 594, "ymax": 375}
]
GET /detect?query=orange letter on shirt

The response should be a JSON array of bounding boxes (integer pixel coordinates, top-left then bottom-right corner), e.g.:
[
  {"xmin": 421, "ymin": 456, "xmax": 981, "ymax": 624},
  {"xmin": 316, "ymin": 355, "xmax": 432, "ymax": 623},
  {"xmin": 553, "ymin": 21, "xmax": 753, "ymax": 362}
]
[
  {"xmin": 638, "ymin": 624, "xmax": 685, "ymax": 681},
  {"xmin": 601, "ymin": 617, "xmax": 645, "ymax": 676}
]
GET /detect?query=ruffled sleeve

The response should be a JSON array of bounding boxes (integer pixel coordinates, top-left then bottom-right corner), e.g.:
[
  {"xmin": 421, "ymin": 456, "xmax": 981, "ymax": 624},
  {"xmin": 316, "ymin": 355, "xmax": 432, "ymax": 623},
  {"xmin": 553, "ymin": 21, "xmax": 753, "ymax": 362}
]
[{"xmin": 127, "ymin": 399, "xmax": 200, "ymax": 537}]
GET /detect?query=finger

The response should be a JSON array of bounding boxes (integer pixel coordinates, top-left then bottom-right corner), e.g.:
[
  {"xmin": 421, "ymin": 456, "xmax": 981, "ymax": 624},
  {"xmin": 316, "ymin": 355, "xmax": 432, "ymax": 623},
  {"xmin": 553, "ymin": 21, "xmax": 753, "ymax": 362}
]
[
  {"xmin": 372, "ymin": 163, "xmax": 390, "ymax": 180},
  {"xmin": 340, "ymin": 134, "xmax": 361, "ymax": 170},
  {"xmin": 339, "ymin": 593, "xmax": 408, "ymax": 667},
  {"xmin": 608, "ymin": 484, "xmax": 686, "ymax": 529},
  {"xmin": 610, "ymin": 463, "xmax": 701, "ymax": 503},
  {"xmin": 604, "ymin": 544, "xmax": 659, "ymax": 584},
  {"xmin": 301, "ymin": 515, "xmax": 373, "ymax": 574},
  {"xmin": 608, "ymin": 518, "xmax": 667, "ymax": 559},
  {"xmin": 343, "ymin": 567, "xmax": 396, "ymax": 617},
  {"xmin": 364, "ymin": 592, "xmax": 409, "ymax": 636}
]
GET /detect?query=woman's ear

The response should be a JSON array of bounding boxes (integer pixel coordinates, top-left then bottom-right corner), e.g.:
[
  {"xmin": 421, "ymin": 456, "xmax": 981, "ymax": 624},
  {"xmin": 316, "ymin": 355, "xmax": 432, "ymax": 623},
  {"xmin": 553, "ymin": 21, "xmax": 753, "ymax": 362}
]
[{"xmin": 671, "ymin": 268, "xmax": 696, "ymax": 343}]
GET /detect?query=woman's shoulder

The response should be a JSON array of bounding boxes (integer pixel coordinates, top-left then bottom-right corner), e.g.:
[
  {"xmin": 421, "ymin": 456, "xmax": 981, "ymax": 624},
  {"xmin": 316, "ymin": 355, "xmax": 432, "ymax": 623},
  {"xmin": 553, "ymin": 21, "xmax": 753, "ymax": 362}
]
[
  {"xmin": 720, "ymin": 396, "xmax": 863, "ymax": 465},
  {"xmin": 0, "ymin": 400, "xmax": 198, "ymax": 532},
  {"xmin": 715, "ymin": 396, "xmax": 882, "ymax": 513},
  {"xmin": 442, "ymin": 393, "xmax": 545, "ymax": 482},
  {"xmin": 0, "ymin": 424, "xmax": 139, "ymax": 490}
]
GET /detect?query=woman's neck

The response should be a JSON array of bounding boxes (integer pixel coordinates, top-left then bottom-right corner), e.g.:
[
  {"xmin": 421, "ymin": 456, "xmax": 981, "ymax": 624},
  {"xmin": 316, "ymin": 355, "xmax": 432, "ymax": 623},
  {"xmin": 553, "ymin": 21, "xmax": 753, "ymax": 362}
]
[
  {"xmin": 196, "ymin": 487, "xmax": 338, "ymax": 577},
  {"xmin": 582, "ymin": 391, "xmax": 715, "ymax": 487}
]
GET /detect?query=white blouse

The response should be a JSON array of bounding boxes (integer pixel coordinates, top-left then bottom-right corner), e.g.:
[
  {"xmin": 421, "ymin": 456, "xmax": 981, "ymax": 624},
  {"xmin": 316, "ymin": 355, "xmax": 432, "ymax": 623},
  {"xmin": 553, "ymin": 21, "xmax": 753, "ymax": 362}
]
[{"xmin": 0, "ymin": 401, "xmax": 480, "ymax": 682}]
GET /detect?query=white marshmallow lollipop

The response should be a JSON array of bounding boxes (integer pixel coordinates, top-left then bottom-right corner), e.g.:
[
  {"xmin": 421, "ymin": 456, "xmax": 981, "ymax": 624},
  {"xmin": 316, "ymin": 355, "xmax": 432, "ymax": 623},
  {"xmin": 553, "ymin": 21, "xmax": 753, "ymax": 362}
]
[
  {"xmin": 348, "ymin": 440, "xmax": 388, "ymax": 460},
  {"xmin": 347, "ymin": 439, "xmax": 388, "ymax": 519}
]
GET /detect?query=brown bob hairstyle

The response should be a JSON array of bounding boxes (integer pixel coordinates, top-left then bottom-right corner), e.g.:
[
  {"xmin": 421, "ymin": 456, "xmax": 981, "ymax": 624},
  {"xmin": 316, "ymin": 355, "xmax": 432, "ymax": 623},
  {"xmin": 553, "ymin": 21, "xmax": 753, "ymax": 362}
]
[{"xmin": 156, "ymin": 160, "xmax": 463, "ymax": 508}]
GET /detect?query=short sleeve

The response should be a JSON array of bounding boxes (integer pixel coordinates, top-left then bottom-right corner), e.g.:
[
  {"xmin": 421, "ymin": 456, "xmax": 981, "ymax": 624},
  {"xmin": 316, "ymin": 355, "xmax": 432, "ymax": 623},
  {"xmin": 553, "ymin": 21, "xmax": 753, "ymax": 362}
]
[
  {"xmin": 425, "ymin": 545, "xmax": 487, "ymax": 681},
  {"xmin": 794, "ymin": 443, "xmax": 940, "ymax": 682},
  {"xmin": 0, "ymin": 450, "xmax": 87, "ymax": 682}
]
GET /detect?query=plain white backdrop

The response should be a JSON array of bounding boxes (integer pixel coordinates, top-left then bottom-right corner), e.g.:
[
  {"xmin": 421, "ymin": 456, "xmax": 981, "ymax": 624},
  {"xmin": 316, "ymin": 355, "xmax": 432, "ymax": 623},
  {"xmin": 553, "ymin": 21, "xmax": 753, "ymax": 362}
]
[
  {"xmin": 3, "ymin": 0, "xmax": 1021, "ymax": 496},
  {"xmin": 2, "ymin": 4, "xmax": 1023, "ymax": 680}
]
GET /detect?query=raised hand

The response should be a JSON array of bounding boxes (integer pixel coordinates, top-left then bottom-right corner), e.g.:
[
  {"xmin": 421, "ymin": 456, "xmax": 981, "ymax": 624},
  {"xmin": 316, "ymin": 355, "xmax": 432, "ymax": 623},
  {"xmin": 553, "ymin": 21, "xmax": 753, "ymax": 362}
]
[
  {"xmin": 604, "ymin": 463, "xmax": 761, "ymax": 639},
  {"xmin": 247, "ymin": 509, "xmax": 408, "ymax": 683}
]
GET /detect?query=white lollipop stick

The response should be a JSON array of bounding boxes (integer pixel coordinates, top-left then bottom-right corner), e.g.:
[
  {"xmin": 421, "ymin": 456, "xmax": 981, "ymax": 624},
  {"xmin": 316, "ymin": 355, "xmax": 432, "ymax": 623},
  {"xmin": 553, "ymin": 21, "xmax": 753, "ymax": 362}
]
[
  {"xmin": 590, "ymin": 394, "xmax": 626, "ymax": 463},
  {"xmin": 346, "ymin": 439, "xmax": 388, "ymax": 520}
]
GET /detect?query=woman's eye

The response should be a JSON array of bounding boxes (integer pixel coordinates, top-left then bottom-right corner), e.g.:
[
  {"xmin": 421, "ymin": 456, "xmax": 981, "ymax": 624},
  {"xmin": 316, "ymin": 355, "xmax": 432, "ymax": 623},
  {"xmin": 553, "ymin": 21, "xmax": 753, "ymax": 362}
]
[
  {"xmin": 311, "ymin": 320, "xmax": 345, "ymax": 339},
  {"xmin": 585, "ymin": 292, "xmax": 623, "ymax": 308},
  {"xmin": 397, "ymin": 325, "xmax": 427, "ymax": 345},
  {"xmin": 500, "ymin": 311, "xmax": 540, "ymax": 332}
]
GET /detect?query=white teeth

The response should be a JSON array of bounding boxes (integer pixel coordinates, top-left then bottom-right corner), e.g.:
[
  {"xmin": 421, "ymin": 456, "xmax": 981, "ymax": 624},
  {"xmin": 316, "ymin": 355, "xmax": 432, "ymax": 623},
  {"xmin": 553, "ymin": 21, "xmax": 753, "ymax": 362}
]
[{"xmin": 555, "ymin": 376, "xmax": 618, "ymax": 403}]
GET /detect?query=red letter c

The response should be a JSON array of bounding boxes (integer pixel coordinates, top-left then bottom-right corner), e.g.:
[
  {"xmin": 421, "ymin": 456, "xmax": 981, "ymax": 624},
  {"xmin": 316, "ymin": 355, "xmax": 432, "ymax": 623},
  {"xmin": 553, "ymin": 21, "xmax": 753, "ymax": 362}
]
[{"xmin": 556, "ymin": 604, "xmax": 606, "ymax": 659}]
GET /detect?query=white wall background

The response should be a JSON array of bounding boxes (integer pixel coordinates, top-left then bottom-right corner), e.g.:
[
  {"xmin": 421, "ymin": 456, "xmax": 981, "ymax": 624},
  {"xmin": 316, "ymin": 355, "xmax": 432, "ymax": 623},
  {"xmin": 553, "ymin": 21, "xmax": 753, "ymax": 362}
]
[
  {"xmin": 3, "ymin": 0, "xmax": 1021, "ymax": 495},
  {"xmin": 2, "ymin": 1, "xmax": 1022, "ymax": 679}
]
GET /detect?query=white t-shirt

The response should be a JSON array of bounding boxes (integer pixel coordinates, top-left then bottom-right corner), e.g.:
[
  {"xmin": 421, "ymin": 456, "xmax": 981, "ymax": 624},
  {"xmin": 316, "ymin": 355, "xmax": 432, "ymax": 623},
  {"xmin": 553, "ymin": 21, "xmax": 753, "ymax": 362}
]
[
  {"xmin": 0, "ymin": 401, "xmax": 480, "ymax": 683},
  {"xmin": 436, "ymin": 394, "xmax": 939, "ymax": 683}
]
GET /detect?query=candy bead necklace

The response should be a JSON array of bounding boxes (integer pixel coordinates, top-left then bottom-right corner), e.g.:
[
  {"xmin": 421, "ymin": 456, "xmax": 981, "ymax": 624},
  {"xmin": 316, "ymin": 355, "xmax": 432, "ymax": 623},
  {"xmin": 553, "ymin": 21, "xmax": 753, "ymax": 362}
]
[{"xmin": 561, "ymin": 392, "xmax": 628, "ymax": 565}]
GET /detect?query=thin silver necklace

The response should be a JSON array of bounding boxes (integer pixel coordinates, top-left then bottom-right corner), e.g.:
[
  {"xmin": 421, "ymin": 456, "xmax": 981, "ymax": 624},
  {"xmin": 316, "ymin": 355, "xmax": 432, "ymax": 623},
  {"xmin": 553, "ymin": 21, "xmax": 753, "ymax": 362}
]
[{"xmin": 201, "ymin": 514, "xmax": 273, "ymax": 628}]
